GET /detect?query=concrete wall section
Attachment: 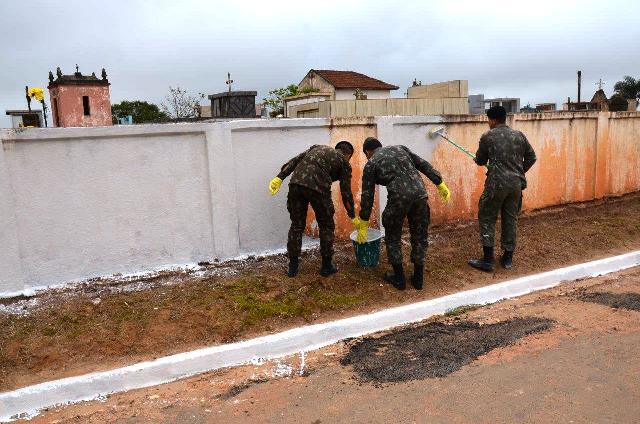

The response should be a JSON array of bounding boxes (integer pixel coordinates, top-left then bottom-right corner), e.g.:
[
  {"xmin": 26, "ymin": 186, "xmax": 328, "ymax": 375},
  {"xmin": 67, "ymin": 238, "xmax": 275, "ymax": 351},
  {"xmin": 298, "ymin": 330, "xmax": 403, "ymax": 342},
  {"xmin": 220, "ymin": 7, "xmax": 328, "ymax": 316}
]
[
  {"xmin": 334, "ymin": 89, "xmax": 390, "ymax": 100},
  {"xmin": 601, "ymin": 113, "xmax": 640, "ymax": 196},
  {"xmin": 516, "ymin": 114, "xmax": 598, "ymax": 210},
  {"xmin": 1, "ymin": 112, "xmax": 640, "ymax": 295},
  {"xmin": 0, "ymin": 140, "xmax": 25, "ymax": 293},
  {"xmin": 291, "ymin": 98, "xmax": 468, "ymax": 118},
  {"xmin": 2, "ymin": 125, "xmax": 215, "ymax": 290},
  {"xmin": 374, "ymin": 116, "xmax": 445, "ymax": 228},
  {"xmin": 326, "ymin": 118, "xmax": 379, "ymax": 238},
  {"xmin": 228, "ymin": 119, "xmax": 332, "ymax": 254},
  {"xmin": 204, "ymin": 125, "xmax": 238, "ymax": 259},
  {"xmin": 428, "ymin": 112, "xmax": 640, "ymax": 224}
]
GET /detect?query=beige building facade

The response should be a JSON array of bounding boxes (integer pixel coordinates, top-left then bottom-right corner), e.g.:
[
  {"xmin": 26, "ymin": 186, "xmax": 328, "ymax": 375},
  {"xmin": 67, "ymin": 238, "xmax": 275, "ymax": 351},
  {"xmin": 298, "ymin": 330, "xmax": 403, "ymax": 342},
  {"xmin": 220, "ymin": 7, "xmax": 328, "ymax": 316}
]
[{"xmin": 288, "ymin": 78, "xmax": 470, "ymax": 118}]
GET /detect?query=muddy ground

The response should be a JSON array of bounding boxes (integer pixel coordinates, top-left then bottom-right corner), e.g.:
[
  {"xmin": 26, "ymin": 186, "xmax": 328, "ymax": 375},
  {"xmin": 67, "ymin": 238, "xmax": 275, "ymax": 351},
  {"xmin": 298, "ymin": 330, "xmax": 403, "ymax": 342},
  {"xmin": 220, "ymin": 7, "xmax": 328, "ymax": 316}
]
[
  {"xmin": 26, "ymin": 266, "xmax": 640, "ymax": 423},
  {"xmin": 1, "ymin": 193, "xmax": 640, "ymax": 391}
]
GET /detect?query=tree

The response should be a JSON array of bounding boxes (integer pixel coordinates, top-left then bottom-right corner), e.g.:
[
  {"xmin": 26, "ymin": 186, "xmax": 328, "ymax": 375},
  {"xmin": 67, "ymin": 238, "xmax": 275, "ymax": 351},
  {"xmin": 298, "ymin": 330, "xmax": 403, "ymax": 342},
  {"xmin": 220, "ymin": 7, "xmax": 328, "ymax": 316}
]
[
  {"xmin": 613, "ymin": 76, "xmax": 640, "ymax": 102},
  {"xmin": 609, "ymin": 94, "xmax": 629, "ymax": 112},
  {"xmin": 263, "ymin": 84, "xmax": 299, "ymax": 117},
  {"xmin": 111, "ymin": 100, "xmax": 168, "ymax": 124},
  {"xmin": 160, "ymin": 86, "xmax": 200, "ymax": 119},
  {"xmin": 262, "ymin": 84, "xmax": 321, "ymax": 117}
]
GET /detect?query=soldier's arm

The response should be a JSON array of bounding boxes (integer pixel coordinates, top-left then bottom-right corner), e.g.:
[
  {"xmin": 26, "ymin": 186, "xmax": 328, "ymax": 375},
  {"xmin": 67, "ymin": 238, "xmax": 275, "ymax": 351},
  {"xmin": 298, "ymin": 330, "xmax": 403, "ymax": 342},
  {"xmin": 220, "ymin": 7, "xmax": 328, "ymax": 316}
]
[
  {"xmin": 339, "ymin": 164, "xmax": 356, "ymax": 219},
  {"xmin": 359, "ymin": 162, "xmax": 376, "ymax": 221},
  {"xmin": 277, "ymin": 149, "xmax": 309, "ymax": 180},
  {"xmin": 475, "ymin": 134, "xmax": 489, "ymax": 166},
  {"xmin": 521, "ymin": 133, "xmax": 537, "ymax": 173},
  {"xmin": 402, "ymin": 146, "xmax": 443, "ymax": 185}
]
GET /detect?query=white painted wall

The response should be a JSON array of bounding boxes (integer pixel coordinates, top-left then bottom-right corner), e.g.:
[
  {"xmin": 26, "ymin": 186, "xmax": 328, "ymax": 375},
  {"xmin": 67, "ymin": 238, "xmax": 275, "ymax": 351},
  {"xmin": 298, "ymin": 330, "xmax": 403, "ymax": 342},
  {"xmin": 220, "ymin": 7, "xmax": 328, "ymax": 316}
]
[
  {"xmin": 334, "ymin": 89, "xmax": 391, "ymax": 100},
  {"xmin": 0, "ymin": 120, "xmax": 335, "ymax": 295},
  {"xmin": 0, "ymin": 140, "xmax": 25, "ymax": 294},
  {"xmin": 229, "ymin": 120, "xmax": 330, "ymax": 254},
  {"xmin": 10, "ymin": 115, "xmax": 23, "ymax": 128},
  {"xmin": 4, "ymin": 126, "xmax": 214, "ymax": 288}
]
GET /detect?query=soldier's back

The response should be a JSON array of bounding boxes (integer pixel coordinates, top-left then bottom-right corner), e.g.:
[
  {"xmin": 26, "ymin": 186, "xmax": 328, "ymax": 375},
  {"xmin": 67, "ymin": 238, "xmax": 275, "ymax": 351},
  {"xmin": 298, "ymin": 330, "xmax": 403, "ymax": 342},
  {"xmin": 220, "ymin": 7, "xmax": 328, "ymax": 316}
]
[
  {"xmin": 481, "ymin": 125, "xmax": 529, "ymax": 189},
  {"xmin": 290, "ymin": 145, "xmax": 345, "ymax": 194},
  {"xmin": 367, "ymin": 145, "xmax": 427, "ymax": 202}
]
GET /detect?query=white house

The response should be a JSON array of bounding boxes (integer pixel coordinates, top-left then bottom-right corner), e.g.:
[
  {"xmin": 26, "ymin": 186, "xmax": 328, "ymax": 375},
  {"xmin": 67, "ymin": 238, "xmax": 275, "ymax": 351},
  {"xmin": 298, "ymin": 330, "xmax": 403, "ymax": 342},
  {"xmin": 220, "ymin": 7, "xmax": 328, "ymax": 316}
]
[{"xmin": 284, "ymin": 69, "xmax": 399, "ymax": 117}]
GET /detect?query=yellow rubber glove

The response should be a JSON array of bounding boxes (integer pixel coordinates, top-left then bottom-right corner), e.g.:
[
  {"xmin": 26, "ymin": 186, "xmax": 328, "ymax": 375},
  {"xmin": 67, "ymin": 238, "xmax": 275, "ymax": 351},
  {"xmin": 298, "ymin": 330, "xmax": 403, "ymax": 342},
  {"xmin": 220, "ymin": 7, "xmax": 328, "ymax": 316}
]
[
  {"xmin": 437, "ymin": 182, "xmax": 451, "ymax": 203},
  {"xmin": 268, "ymin": 177, "xmax": 283, "ymax": 195},
  {"xmin": 356, "ymin": 220, "xmax": 369, "ymax": 244},
  {"xmin": 351, "ymin": 217, "xmax": 362, "ymax": 229}
]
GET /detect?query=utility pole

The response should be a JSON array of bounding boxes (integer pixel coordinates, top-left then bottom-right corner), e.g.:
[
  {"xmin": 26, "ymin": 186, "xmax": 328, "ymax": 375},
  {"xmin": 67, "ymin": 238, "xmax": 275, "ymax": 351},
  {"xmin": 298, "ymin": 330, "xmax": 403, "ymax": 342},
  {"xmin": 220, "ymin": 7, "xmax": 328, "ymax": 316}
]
[
  {"xmin": 577, "ymin": 71, "xmax": 582, "ymax": 103},
  {"xmin": 25, "ymin": 86, "xmax": 32, "ymax": 112}
]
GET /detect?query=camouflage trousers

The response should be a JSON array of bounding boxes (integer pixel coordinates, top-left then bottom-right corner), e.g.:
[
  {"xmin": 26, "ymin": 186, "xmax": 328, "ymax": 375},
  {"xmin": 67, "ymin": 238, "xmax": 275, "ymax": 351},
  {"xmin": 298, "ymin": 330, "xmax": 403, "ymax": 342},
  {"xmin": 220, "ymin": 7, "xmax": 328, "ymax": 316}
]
[
  {"xmin": 478, "ymin": 185, "xmax": 522, "ymax": 252},
  {"xmin": 382, "ymin": 197, "xmax": 430, "ymax": 266},
  {"xmin": 287, "ymin": 184, "xmax": 335, "ymax": 259}
]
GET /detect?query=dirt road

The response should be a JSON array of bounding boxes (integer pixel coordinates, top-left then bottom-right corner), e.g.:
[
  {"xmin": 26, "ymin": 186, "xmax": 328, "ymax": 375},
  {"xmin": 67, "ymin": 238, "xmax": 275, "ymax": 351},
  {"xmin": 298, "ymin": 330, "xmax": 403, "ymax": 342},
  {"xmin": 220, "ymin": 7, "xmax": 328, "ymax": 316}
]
[
  {"xmin": 29, "ymin": 266, "xmax": 640, "ymax": 423},
  {"xmin": 2, "ymin": 193, "xmax": 640, "ymax": 391}
]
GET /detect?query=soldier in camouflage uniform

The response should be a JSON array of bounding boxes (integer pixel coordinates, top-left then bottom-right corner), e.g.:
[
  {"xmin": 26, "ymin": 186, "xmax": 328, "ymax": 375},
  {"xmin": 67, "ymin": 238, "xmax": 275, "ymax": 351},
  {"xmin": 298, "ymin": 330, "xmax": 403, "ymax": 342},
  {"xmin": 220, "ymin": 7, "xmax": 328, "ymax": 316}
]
[
  {"xmin": 468, "ymin": 106, "xmax": 537, "ymax": 272},
  {"xmin": 268, "ymin": 142, "xmax": 358, "ymax": 277},
  {"xmin": 357, "ymin": 137, "xmax": 451, "ymax": 290}
]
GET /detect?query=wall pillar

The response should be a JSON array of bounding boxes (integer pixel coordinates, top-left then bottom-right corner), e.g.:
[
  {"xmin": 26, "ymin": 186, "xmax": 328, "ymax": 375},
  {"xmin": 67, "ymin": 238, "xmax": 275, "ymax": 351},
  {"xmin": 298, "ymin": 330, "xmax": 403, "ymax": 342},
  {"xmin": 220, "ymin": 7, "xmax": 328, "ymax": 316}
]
[
  {"xmin": 594, "ymin": 112, "xmax": 611, "ymax": 199},
  {"xmin": 0, "ymin": 139, "xmax": 25, "ymax": 295}
]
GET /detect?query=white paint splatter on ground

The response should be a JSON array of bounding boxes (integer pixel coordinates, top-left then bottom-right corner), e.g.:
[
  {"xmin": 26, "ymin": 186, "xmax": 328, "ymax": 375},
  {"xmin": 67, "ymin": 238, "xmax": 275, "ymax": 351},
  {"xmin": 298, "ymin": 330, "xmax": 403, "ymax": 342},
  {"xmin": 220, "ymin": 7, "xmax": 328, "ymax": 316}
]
[
  {"xmin": 0, "ymin": 240, "xmax": 320, "ymax": 317},
  {"xmin": 299, "ymin": 350, "xmax": 306, "ymax": 376}
]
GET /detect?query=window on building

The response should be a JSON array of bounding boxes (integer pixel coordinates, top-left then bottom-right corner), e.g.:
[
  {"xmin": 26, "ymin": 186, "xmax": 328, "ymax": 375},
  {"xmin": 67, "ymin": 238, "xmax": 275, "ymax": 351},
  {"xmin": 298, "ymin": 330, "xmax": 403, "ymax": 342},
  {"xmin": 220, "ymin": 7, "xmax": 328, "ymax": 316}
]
[
  {"xmin": 53, "ymin": 98, "xmax": 60, "ymax": 126},
  {"xmin": 82, "ymin": 96, "xmax": 90, "ymax": 116}
]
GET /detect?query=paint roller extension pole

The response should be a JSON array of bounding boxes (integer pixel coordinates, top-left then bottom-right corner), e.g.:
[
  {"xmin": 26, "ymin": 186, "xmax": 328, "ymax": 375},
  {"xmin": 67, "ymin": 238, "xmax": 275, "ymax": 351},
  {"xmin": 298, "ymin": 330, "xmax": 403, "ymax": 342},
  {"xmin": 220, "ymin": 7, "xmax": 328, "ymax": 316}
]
[
  {"xmin": 439, "ymin": 133, "xmax": 476, "ymax": 160},
  {"xmin": 429, "ymin": 126, "xmax": 488, "ymax": 168}
]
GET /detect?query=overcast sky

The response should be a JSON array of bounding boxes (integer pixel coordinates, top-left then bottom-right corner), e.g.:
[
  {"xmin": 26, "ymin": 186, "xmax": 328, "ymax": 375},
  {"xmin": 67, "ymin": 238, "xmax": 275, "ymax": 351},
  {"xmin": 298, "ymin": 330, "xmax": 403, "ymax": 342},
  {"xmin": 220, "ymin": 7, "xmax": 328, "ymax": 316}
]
[{"xmin": 1, "ymin": 0, "xmax": 639, "ymax": 127}]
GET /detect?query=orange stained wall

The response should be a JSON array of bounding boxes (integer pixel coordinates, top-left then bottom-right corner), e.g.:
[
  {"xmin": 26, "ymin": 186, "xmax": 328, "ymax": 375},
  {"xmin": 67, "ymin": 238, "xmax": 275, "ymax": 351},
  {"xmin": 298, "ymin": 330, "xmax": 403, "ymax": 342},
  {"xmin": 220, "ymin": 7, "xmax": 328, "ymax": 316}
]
[
  {"xmin": 305, "ymin": 118, "xmax": 380, "ymax": 239},
  {"xmin": 324, "ymin": 111, "xmax": 640, "ymax": 238}
]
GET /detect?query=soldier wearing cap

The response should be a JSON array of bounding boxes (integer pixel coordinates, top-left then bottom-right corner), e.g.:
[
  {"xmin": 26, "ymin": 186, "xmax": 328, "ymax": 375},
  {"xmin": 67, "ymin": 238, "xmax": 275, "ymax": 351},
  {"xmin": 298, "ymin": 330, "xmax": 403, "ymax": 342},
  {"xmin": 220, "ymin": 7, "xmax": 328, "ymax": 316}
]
[{"xmin": 468, "ymin": 106, "xmax": 537, "ymax": 272}]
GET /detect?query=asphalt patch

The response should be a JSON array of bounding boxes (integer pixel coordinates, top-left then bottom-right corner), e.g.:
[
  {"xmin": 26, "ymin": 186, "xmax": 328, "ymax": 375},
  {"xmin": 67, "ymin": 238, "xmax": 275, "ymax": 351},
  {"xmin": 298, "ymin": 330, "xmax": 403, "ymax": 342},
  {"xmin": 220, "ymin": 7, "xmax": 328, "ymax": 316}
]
[
  {"xmin": 341, "ymin": 317, "xmax": 554, "ymax": 383},
  {"xmin": 578, "ymin": 292, "xmax": 640, "ymax": 311}
]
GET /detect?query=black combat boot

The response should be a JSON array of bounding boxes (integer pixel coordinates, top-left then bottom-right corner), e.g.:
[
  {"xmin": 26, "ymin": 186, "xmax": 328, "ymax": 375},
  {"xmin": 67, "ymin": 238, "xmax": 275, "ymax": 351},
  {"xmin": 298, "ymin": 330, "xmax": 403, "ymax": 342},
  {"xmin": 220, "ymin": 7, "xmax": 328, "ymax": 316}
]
[
  {"xmin": 501, "ymin": 250, "xmax": 514, "ymax": 269},
  {"xmin": 384, "ymin": 263, "xmax": 406, "ymax": 290},
  {"xmin": 287, "ymin": 257, "xmax": 299, "ymax": 277},
  {"xmin": 319, "ymin": 256, "xmax": 338, "ymax": 277},
  {"xmin": 411, "ymin": 264, "xmax": 424, "ymax": 290},
  {"xmin": 468, "ymin": 246, "xmax": 495, "ymax": 272}
]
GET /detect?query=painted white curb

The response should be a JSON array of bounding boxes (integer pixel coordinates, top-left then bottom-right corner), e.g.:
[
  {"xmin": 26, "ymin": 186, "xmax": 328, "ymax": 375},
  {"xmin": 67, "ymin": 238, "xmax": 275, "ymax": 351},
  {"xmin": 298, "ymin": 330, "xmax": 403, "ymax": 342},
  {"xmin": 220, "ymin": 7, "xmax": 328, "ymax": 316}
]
[{"xmin": 2, "ymin": 251, "xmax": 639, "ymax": 421}]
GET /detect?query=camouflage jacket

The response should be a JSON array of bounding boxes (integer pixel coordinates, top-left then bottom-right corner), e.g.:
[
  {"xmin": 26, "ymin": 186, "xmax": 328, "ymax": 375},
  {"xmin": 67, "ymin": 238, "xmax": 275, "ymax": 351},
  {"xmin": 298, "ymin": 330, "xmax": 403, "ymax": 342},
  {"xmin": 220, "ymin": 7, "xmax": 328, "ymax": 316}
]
[
  {"xmin": 359, "ymin": 145, "xmax": 443, "ymax": 221},
  {"xmin": 277, "ymin": 145, "xmax": 355, "ymax": 218},
  {"xmin": 475, "ymin": 124, "xmax": 537, "ymax": 190}
]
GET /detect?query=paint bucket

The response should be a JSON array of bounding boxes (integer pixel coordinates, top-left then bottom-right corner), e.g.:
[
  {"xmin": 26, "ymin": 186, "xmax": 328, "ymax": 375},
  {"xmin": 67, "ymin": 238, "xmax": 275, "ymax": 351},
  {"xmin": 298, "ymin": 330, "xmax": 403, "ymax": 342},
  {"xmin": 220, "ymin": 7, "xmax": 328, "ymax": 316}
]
[{"xmin": 350, "ymin": 228, "xmax": 383, "ymax": 267}]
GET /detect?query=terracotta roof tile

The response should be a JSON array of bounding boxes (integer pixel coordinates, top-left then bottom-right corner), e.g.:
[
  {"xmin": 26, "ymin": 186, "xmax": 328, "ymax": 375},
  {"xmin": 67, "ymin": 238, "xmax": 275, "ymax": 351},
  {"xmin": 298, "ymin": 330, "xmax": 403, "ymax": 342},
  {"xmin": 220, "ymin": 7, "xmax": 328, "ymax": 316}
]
[{"xmin": 312, "ymin": 70, "xmax": 399, "ymax": 90}]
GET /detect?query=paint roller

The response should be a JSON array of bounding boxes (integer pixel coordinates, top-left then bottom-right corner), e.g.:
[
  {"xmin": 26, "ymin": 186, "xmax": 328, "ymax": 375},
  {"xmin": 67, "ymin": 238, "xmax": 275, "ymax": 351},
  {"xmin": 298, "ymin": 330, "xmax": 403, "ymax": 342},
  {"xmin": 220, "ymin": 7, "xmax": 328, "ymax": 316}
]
[{"xmin": 428, "ymin": 126, "xmax": 478, "ymax": 160}]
